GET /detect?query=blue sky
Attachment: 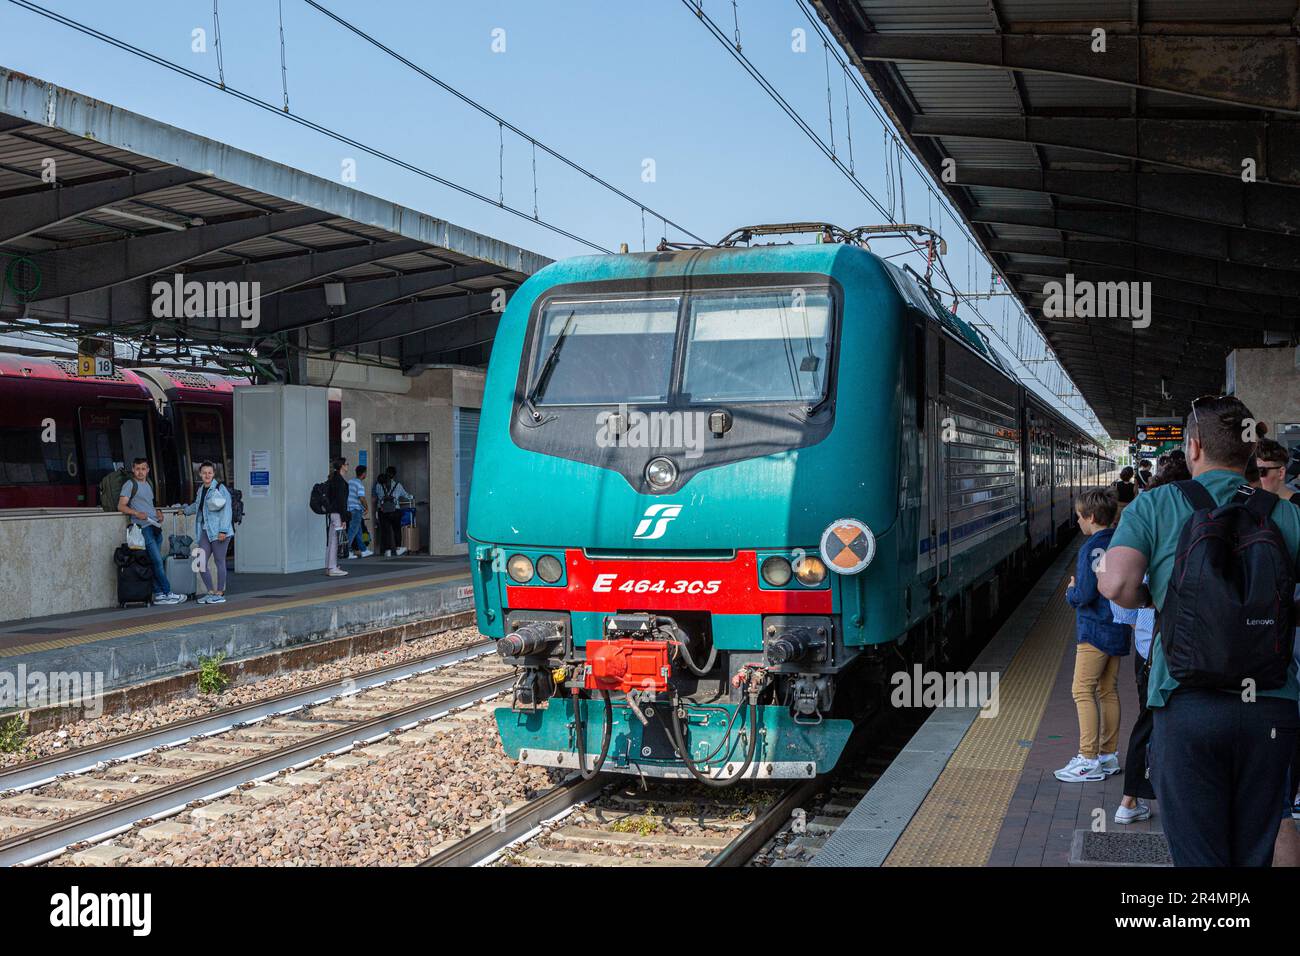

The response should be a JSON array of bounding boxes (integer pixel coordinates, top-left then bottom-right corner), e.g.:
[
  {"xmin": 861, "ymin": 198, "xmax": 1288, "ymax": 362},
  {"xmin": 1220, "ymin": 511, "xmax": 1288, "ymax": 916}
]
[{"xmin": 0, "ymin": 0, "xmax": 1102, "ymax": 433}]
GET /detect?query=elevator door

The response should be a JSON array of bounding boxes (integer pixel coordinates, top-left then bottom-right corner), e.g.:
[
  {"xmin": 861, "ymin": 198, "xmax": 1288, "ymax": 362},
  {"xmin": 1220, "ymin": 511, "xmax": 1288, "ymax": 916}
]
[{"xmin": 373, "ymin": 434, "xmax": 429, "ymax": 554}]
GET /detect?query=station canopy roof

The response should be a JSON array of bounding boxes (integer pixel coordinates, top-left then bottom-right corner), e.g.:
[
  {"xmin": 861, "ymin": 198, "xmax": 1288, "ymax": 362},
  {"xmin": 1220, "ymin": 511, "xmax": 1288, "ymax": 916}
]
[
  {"xmin": 0, "ymin": 67, "xmax": 550, "ymax": 377},
  {"xmin": 812, "ymin": 0, "xmax": 1300, "ymax": 437}
]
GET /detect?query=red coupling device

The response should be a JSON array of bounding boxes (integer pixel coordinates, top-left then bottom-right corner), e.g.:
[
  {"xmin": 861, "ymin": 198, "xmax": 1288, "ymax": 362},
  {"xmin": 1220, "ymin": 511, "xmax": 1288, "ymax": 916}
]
[{"xmin": 584, "ymin": 639, "xmax": 670, "ymax": 693}]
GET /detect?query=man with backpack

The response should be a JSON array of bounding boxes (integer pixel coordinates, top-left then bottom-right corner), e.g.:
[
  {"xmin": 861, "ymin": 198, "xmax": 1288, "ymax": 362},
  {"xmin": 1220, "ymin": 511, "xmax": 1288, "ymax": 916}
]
[
  {"xmin": 1100, "ymin": 395, "xmax": 1300, "ymax": 866},
  {"xmin": 116, "ymin": 458, "xmax": 187, "ymax": 606}
]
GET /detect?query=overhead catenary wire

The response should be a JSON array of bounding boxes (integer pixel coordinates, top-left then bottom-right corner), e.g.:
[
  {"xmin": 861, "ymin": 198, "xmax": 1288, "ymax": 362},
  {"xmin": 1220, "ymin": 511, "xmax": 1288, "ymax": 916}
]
[
  {"xmin": 300, "ymin": 0, "xmax": 708, "ymax": 245},
  {"xmin": 687, "ymin": 0, "xmax": 1101, "ymax": 434},
  {"xmin": 683, "ymin": 0, "xmax": 893, "ymax": 223},
  {"xmin": 277, "ymin": 0, "xmax": 290, "ymax": 111},
  {"xmin": 7, "ymin": 0, "xmax": 614, "ymax": 253},
  {"xmin": 212, "ymin": 0, "xmax": 225, "ymax": 88},
  {"xmin": 788, "ymin": 0, "xmax": 1100, "ymax": 434}
]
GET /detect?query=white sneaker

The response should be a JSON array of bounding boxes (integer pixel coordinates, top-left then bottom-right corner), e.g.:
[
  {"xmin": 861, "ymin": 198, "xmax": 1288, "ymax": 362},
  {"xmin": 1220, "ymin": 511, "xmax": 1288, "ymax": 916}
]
[
  {"xmin": 384, "ymin": 550, "xmax": 393, "ymax": 557},
  {"xmin": 196, "ymin": 594, "xmax": 213, "ymax": 604},
  {"xmin": 1114, "ymin": 801, "xmax": 1151, "ymax": 824},
  {"xmin": 346, "ymin": 553, "xmax": 358, "ymax": 560},
  {"xmin": 360, "ymin": 550, "xmax": 373, "ymax": 558},
  {"xmin": 395, "ymin": 547, "xmax": 408, "ymax": 556},
  {"xmin": 1097, "ymin": 752, "xmax": 1121, "ymax": 776},
  {"xmin": 207, "ymin": 594, "xmax": 226, "ymax": 604},
  {"xmin": 1054, "ymin": 754, "xmax": 1105, "ymax": 783},
  {"xmin": 326, "ymin": 568, "xmax": 348, "ymax": 577},
  {"xmin": 169, "ymin": 593, "xmax": 188, "ymax": 605}
]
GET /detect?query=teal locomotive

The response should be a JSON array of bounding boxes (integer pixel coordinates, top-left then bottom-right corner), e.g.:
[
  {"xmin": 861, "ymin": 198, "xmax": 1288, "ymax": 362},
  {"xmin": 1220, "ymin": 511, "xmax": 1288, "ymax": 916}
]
[{"xmin": 467, "ymin": 224, "xmax": 1111, "ymax": 785}]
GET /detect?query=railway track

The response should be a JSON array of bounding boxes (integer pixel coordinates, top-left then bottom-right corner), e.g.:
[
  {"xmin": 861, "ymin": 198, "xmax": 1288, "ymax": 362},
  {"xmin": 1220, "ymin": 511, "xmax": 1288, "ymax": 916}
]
[
  {"xmin": 421, "ymin": 773, "xmax": 823, "ymax": 868},
  {"xmin": 753, "ymin": 724, "xmax": 919, "ymax": 866},
  {"xmin": 418, "ymin": 694, "xmax": 934, "ymax": 868},
  {"xmin": 0, "ymin": 641, "xmax": 512, "ymax": 867}
]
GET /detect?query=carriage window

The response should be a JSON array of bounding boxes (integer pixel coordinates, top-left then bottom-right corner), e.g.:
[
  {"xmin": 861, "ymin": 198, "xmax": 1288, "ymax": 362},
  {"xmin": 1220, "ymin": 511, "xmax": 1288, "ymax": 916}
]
[
  {"xmin": 682, "ymin": 289, "xmax": 833, "ymax": 403},
  {"xmin": 529, "ymin": 296, "xmax": 679, "ymax": 405},
  {"xmin": 183, "ymin": 409, "xmax": 228, "ymax": 490}
]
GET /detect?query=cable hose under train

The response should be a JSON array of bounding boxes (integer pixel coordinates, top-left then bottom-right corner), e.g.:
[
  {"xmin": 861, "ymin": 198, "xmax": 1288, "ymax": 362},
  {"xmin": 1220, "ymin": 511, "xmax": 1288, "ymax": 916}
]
[
  {"xmin": 572, "ymin": 688, "xmax": 612, "ymax": 780},
  {"xmin": 671, "ymin": 630, "xmax": 719, "ymax": 677},
  {"xmin": 666, "ymin": 696, "xmax": 759, "ymax": 788}
]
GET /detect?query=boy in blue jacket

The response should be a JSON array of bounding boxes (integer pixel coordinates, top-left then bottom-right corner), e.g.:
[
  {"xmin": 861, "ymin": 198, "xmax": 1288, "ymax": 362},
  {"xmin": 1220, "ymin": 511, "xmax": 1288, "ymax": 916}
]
[{"xmin": 1056, "ymin": 488, "xmax": 1131, "ymax": 783}]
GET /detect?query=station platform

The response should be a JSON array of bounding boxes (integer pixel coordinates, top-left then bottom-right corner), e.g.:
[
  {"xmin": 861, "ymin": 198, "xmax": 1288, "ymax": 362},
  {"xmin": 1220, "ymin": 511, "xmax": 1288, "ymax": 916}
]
[
  {"xmin": 0, "ymin": 554, "xmax": 474, "ymax": 712},
  {"xmin": 813, "ymin": 547, "xmax": 1168, "ymax": 868}
]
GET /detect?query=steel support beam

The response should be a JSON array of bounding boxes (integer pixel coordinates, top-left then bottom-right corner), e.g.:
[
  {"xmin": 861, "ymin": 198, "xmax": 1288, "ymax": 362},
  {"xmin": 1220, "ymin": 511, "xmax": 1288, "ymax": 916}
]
[
  {"xmin": 848, "ymin": 33, "xmax": 1300, "ymax": 113},
  {"xmin": 322, "ymin": 291, "xmax": 497, "ymax": 353},
  {"xmin": 260, "ymin": 263, "xmax": 506, "ymax": 334},
  {"xmin": 989, "ymin": 237, "xmax": 1300, "ymax": 297},
  {"xmin": 1004, "ymin": 263, "xmax": 1299, "ymax": 328},
  {"xmin": 23, "ymin": 208, "xmax": 332, "ymax": 302},
  {"xmin": 0, "ymin": 168, "xmax": 205, "ymax": 244},
  {"xmin": 954, "ymin": 167, "xmax": 1300, "ymax": 236},
  {"xmin": 972, "ymin": 206, "xmax": 1300, "ymax": 270},
  {"xmin": 912, "ymin": 116, "xmax": 1300, "ymax": 185}
]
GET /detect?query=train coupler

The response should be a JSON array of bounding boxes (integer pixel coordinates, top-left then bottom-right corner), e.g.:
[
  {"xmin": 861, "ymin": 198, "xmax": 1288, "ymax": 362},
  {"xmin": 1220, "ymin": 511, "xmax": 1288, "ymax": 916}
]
[{"xmin": 497, "ymin": 620, "xmax": 565, "ymax": 711}]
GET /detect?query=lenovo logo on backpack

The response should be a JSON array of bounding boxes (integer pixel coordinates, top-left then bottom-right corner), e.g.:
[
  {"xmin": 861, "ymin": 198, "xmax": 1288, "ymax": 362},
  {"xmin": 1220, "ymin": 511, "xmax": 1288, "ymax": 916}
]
[{"xmin": 1160, "ymin": 482, "xmax": 1297, "ymax": 691}]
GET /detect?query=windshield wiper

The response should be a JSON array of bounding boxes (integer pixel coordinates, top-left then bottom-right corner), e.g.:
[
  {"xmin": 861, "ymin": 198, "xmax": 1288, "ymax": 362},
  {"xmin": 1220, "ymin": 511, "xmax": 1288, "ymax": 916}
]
[{"xmin": 523, "ymin": 311, "xmax": 575, "ymax": 422}]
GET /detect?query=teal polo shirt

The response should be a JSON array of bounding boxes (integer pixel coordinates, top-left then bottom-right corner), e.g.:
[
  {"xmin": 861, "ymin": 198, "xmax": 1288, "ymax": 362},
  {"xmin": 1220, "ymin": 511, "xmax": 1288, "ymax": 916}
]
[{"xmin": 1109, "ymin": 468, "xmax": 1300, "ymax": 708}]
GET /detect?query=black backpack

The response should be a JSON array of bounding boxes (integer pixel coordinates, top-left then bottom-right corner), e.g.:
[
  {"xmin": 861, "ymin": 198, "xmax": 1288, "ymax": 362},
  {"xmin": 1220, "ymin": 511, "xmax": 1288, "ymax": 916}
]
[
  {"xmin": 229, "ymin": 487, "xmax": 245, "ymax": 525},
  {"xmin": 309, "ymin": 481, "xmax": 330, "ymax": 515},
  {"xmin": 1159, "ymin": 481, "xmax": 1296, "ymax": 691}
]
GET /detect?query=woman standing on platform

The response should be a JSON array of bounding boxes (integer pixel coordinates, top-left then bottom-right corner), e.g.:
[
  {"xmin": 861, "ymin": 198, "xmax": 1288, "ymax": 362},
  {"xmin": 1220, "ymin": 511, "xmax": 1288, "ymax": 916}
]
[
  {"xmin": 325, "ymin": 458, "xmax": 351, "ymax": 578},
  {"xmin": 183, "ymin": 461, "xmax": 234, "ymax": 604}
]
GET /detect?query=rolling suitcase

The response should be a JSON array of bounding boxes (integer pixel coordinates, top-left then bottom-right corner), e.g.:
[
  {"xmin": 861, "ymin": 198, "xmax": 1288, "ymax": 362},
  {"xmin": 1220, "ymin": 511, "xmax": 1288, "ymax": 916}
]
[
  {"xmin": 397, "ymin": 512, "xmax": 418, "ymax": 556},
  {"xmin": 164, "ymin": 512, "xmax": 198, "ymax": 598},
  {"xmin": 114, "ymin": 544, "xmax": 154, "ymax": 608}
]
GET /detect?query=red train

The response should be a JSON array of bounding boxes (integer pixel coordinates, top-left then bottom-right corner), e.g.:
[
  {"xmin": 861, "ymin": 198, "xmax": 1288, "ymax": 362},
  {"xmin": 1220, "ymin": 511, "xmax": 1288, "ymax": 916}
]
[{"xmin": 0, "ymin": 353, "xmax": 341, "ymax": 509}]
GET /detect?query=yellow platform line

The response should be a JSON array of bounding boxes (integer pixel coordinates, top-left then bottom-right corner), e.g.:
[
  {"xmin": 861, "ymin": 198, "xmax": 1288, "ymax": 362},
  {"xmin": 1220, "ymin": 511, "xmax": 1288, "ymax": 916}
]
[
  {"xmin": 884, "ymin": 570, "xmax": 1073, "ymax": 866},
  {"xmin": 0, "ymin": 571, "xmax": 471, "ymax": 658}
]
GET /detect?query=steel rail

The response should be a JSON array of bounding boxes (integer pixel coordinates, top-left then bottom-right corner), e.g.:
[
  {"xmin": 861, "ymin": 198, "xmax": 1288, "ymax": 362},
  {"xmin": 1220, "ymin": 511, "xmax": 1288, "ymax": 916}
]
[
  {"xmin": 0, "ymin": 671, "xmax": 513, "ymax": 867},
  {"xmin": 0, "ymin": 641, "xmax": 495, "ymax": 793},
  {"xmin": 708, "ymin": 777, "xmax": 825, "ymax": 867},
  {"xmin": 420, "ymin": 774, "xmax": 610, "ymax": 868}
]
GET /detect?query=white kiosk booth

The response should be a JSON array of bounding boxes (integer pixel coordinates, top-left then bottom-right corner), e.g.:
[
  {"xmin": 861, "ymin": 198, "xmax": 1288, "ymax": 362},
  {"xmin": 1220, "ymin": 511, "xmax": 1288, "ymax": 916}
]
[{"xmin": 233, "ymin": 384, "xmax": 330, "ymax": 574}]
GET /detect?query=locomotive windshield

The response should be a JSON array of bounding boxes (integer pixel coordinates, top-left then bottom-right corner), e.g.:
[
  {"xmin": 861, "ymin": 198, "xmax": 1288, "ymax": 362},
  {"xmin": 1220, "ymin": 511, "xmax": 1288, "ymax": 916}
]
[
  {"xmin": 681, "ymin": 289, "xmax": 832, "ymax": 403},
  {"xmin": 530, "ymin": 296, "xmax": 680, "ymax": 405},
  {"xmin": 527, "ymin": 286, "xmax": 835, "ymax": 407}
]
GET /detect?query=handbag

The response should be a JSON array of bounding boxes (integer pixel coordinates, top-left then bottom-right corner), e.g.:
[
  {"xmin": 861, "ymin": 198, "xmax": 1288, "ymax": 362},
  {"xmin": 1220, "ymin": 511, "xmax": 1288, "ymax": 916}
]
[
  {"xmin": 206, "ymin": 487, "xmax": 228, "ymax": 512},
  {"xmin": 125, "ymin": 524, "xmax": 146, "ymax": 550}
]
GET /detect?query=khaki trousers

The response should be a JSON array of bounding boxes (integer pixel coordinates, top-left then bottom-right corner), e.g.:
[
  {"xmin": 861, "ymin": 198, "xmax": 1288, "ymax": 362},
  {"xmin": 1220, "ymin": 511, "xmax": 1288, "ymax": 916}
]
[{"xmin": 1071, "ymin": 641, "xmax": 1121, "ymax": 758}]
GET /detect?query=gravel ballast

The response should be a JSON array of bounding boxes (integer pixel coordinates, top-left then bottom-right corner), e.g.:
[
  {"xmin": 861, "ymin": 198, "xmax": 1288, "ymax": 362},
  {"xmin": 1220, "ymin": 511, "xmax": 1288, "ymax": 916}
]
[{"xmin": 1, "ymin": 625, "xmax": 485, "ymax": 769}]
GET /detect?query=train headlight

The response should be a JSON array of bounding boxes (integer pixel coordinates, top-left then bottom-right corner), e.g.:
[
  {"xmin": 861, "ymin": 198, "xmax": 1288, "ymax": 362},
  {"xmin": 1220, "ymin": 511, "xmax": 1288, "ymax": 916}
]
[
  {"xmin": 761, "ymin": 556, "xmax": 793, "ymax": 587},
  {"xmin": 794, "ymin": 555, "xmax": 827, "ymax": 587},
  {"xmin": 645, "ymin": 457, "xmax": 677, "ymax": 490},
  {"xmin": 536, "ymin": 554, "xmax": 563, "ymax": 584},
  {"xmin": 507, "ymin": 554, "xmax": 535, "ymax": 583},
  {"xmin": 819, "ymin": 518, "xmax": 876, "ymax": 575}
]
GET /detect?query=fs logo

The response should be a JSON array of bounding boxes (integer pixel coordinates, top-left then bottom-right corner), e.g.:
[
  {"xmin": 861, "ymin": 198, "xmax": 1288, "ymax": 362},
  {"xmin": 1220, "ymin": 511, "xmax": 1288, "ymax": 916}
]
[{"xmin": 633, "ymin": 503, "xmax": 682, "ymax": 540}]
